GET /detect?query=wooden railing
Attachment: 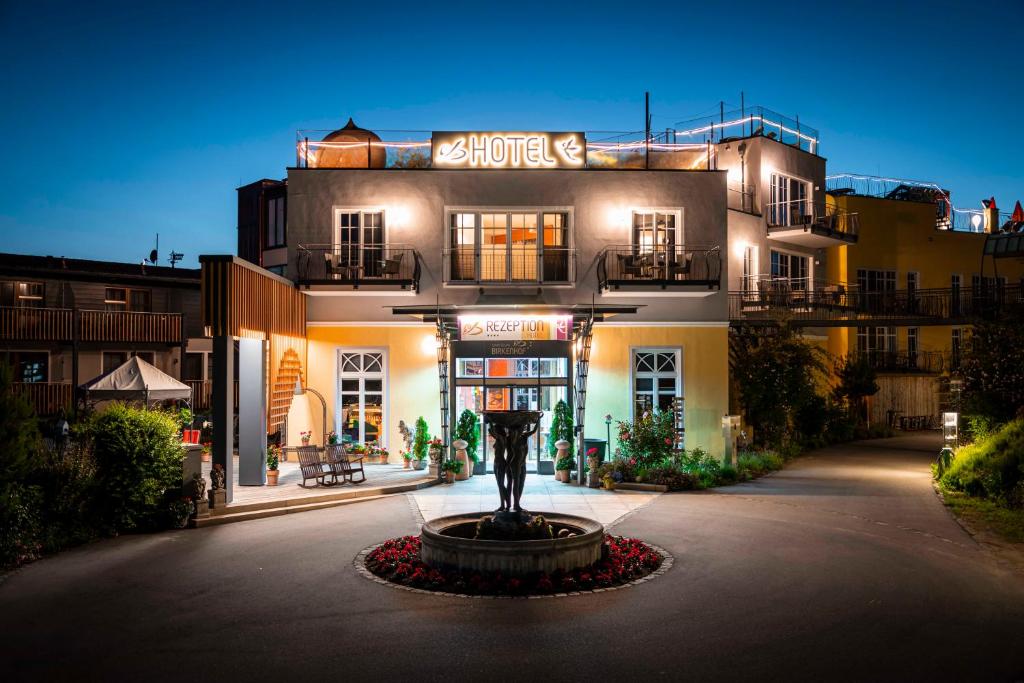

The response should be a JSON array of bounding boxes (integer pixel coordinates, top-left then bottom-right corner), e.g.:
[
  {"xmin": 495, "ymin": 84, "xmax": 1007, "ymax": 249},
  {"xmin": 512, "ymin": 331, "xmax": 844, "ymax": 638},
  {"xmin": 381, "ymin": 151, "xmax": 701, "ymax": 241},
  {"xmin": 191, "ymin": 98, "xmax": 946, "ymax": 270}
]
[
  {"xmin": 11, "ymin": 382, "xmax": 73, "ymax": 415},
  {"xmin": 185, "ymin": 380, "xmax": 238, "ymax": 412},
  {"xmin": 0, "ymin": 307, "xmax": 73, "ymax": 341},
  {"xmin": 0, "ymin": 307, "xmax": 183, "ymax": 343},
  {"xmin": 78, "ymin": 310, "xmax": 183, "ymax": 343}
]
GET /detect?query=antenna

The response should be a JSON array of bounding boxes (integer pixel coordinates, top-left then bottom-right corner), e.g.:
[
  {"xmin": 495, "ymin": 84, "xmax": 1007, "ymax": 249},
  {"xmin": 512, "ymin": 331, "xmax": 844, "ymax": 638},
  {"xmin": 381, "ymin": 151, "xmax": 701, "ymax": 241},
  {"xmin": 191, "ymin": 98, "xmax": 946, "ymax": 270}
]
[{"xmin": 168, "ymin": 251, "xmax": 184, "ymax": 268}]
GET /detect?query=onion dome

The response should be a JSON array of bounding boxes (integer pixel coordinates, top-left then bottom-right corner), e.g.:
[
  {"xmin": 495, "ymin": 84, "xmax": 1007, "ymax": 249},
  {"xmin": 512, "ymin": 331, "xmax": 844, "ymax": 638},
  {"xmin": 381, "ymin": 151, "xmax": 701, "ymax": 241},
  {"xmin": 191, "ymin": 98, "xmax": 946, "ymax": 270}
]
[{"xmin": 315, "ymin": 118, "xmax": 386, "ymax": 169}]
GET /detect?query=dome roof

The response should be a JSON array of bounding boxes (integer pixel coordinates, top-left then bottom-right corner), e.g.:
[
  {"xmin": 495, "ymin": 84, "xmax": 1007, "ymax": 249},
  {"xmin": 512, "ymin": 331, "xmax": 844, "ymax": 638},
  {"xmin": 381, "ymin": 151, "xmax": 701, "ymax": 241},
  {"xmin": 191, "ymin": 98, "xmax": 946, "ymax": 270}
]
[{"xmin": 315, "ymin": 118, "xmax": 386, "ymax": 169}]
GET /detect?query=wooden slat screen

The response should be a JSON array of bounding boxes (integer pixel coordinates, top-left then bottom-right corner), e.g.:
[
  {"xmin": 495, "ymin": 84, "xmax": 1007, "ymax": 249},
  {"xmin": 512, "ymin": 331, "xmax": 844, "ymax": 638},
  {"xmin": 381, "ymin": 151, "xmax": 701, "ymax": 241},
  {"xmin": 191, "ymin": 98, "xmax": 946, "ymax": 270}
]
[{"xmin": 201, "ymin": 257, "xmax": 306, "ymax": 339}]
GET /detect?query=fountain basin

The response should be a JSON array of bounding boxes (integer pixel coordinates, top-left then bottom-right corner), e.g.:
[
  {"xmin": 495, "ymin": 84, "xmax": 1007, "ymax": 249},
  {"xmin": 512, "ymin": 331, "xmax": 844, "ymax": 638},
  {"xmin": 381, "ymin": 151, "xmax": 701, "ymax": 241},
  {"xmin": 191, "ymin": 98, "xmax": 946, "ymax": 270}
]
[{"xmin": 420, "ymin": 512, "xmax": 604, "ymax": 576}]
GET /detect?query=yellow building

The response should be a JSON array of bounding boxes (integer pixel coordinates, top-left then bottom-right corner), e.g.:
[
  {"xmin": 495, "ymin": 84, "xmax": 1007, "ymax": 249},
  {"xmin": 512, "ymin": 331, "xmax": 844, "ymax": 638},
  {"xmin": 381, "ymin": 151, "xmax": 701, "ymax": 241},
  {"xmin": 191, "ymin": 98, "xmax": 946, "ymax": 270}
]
[{"xmin": 824, "ymin": 178, "xmax": 1024, "ymax": 424}]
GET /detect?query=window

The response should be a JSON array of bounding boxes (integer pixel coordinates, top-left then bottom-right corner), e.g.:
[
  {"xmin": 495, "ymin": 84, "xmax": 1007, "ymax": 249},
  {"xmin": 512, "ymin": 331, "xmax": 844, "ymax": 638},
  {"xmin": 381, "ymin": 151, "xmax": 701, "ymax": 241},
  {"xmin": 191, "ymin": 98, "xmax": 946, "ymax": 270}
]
[
  {"xmin": 769, "ymin": 172, "xmax": 810, "ymax": 226},
  {"xmin": 856, "ymin": 269, "xmax": 896, "ymax": 292},
  {"xmin": 337, "ymin": 351, "xmax": 385, "ymax": 446},
  {"xmin": 9, "ymin": 351, "xmax": 48, "ymax": 383},
  {"xmin": 183, "ymin": 353, "xmax": 205, "ymax": 381},
  {"xmin": 103, "ymin": 351, "xmax": 128, "ymax": 374},
  {"xmin": 2, "ymin": 281, "xmax": 44, "ymax": 308},
  {"xmin": 857, "ymin": 327, "xmax": 896, "ymax": 358},
  {"xmin": 447, "ymin": 210, "xmax": 571, "ymax": 284},
  {"xmin": 907, "ymin": 272, "xmax": 919, "ymax": 293},
  {"xmin": 632, "ymin": 211, "xmax": 679, "ymax": 251},
  {"xmin": 632, "ymin": 349, "xmax": 681, "ymax": 416},
  {"xmin": 335, "ymin": 210, "xmax": 385, "ymax": 277},
  {"xmin": 266, "ymin": 196, "xmax": 286, "ymax": 248},
  {"xmin": 907, "ymin": 328, "xmax": 919, "ymax": 366},
  {"xmin": 104, "ymin": 288, "xmax": 151, "ymax": 312},
  {"xmin": 771, "ymin": 250, "xmax": 809, "ymax": 289},
  {"xmin": 951, "ymin": 328, "xmax": 963, "ymax": 370},
  {"xmin": 742, "ymin": 245, "xmax": 758, "ymax": 293}
]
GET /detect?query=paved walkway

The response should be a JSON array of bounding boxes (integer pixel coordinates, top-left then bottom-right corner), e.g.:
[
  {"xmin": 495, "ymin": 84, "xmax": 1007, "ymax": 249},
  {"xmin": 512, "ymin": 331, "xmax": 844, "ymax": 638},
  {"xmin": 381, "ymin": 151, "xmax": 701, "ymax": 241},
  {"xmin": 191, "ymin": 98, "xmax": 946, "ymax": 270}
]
[
  {"xmin": 410, "ymin": 472, "xmax": 660, "ymax": 524},
  {"xmin": 3, "ymin": 435, "xmax": 1023, "ymax": 681}
]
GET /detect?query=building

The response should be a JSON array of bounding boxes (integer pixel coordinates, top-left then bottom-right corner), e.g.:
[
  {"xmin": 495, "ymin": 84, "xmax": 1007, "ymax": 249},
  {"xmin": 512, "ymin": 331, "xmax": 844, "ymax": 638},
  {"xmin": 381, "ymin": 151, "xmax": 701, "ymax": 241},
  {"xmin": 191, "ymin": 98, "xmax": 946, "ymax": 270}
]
[{"xmin": 0, "ymin": 253, "xmax": 210, "ymax": 415}]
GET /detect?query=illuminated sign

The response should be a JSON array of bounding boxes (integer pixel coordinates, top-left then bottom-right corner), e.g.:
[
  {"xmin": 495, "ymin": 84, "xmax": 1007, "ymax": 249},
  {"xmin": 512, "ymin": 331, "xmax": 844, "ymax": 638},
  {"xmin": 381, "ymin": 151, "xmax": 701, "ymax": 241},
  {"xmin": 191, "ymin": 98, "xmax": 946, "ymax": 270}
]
[
  {"xmin": 432, "ymin": 132, "xmax": 586, "ymax": 169},
  {"xmin": 458, "ymin": 315, "xmax": 571, "ymax": 341}
]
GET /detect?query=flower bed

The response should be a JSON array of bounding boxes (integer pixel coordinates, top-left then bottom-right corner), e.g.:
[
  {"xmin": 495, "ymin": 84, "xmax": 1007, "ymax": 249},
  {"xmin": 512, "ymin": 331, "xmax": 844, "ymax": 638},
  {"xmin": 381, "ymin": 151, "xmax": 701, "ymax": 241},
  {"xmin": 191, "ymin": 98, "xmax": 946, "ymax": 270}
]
[{"xmin": 362, "ymin": 534, "xmax": 664, "ymax": 596}]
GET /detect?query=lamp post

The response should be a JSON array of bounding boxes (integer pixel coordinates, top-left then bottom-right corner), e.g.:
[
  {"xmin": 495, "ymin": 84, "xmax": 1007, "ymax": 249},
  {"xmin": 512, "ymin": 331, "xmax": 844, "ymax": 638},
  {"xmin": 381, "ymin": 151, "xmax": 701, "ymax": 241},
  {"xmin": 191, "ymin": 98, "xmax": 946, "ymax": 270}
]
[
  {"xmin": 294, "ymin": 379, "xmax": 328, "ymax": 448},
  {"xmin": 604, "ymin": 414, "xmax": 613, "ymax": 459}
]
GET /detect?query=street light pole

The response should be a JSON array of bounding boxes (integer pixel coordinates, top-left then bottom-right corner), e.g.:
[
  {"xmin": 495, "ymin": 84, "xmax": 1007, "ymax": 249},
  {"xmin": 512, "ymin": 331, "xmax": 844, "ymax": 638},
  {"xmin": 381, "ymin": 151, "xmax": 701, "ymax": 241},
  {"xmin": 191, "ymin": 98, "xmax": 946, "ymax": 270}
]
[{"xmin": 294, "ymin": 380, "xmax": 328, "ymax": 447}]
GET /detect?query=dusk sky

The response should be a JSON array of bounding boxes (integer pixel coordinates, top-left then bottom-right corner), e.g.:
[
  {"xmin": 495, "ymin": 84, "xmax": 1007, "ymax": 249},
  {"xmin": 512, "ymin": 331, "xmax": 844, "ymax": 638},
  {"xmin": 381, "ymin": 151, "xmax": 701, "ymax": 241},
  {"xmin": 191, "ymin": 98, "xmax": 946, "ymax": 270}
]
[{"xmin": 2, "ymin": 0, "xmax": 1021, "ymax": 268}]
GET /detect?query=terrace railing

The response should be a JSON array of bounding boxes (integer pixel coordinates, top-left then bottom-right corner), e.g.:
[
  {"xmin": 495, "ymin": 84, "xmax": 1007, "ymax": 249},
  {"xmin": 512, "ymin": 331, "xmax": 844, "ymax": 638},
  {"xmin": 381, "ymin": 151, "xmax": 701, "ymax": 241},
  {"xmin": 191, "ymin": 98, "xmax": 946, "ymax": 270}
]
[
  {"xmin": 597, "ymin": 245, "xmax": 721, "ymax": 291},
  {"xmin": 0, "ymin": 306, "xmax": 73, "ymax": 341},
  {"xmin": 1, "ymin": 307, "xmax": 182, "ymax": 343},
  {"xmin": 296, "ymin": 244, "xmax": 420, "ymax": 291},
  {"xmin": 10, "ymin": 382, "xmax": 73, "ymax": 416},
  {"xmin": 766, "ymin": 200, "xmax": 859, "ymax": 238},
  {"xmin": 444, "ymin": 246, "xmax": 575, "ymax": 285},
  {"xmin": 672, "ymin": 106, "xmax": 820, "ymax": 154},
  {"xmin": 852, "ymin": 350, "xmax": 946, "ymax": 374}
]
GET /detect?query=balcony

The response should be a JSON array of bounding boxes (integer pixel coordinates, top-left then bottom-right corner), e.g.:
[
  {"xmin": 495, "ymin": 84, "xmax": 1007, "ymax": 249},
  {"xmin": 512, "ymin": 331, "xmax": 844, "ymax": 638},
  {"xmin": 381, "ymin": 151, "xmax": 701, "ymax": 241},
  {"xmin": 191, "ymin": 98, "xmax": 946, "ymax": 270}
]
[
  {"xmin": 766, "ymin": 202, "xmax": 859, "ymax": 247},
  {"xmin": 730, "ymin": 282, "xmax": 1023, "ymax": 326},
  {"xmin": 296, "ymin": 245, "xmax": 421, "ymax": 291},
  {"xmin": 853, "ymin": 351, "xmax": 946, "ymax": 374},
  {"xmin": 597, "ymin": 246, "xmax": 721, "ymax": 292},
  {"xmin": 1, "ymin": 307, "xmax": 183, "ymax": 344},
  {"xmin": 11, "ymin": 382, "xmax": 73, "ymax": 416},
  {"xmin": 444, "ymin": 246, "xmax": 575, "ymax": 285}
]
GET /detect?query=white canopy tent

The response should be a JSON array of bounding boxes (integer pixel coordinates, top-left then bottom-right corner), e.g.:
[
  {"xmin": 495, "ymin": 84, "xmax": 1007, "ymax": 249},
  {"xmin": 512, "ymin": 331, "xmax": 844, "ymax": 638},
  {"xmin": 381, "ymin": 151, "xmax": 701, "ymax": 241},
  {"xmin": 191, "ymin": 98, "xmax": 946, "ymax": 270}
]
[{"xmin": 80, "ymin": 356, "xmax": 192, "ymax": 405}]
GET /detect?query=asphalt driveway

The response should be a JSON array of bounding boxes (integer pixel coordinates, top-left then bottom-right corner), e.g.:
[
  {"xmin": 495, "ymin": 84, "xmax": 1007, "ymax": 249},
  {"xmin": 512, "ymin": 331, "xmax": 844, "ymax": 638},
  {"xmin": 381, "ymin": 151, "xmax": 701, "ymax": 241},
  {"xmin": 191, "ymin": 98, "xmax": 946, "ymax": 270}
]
[{"xmin": 2, "ymin": 435, "xmax": 1022, "ymax": 682}]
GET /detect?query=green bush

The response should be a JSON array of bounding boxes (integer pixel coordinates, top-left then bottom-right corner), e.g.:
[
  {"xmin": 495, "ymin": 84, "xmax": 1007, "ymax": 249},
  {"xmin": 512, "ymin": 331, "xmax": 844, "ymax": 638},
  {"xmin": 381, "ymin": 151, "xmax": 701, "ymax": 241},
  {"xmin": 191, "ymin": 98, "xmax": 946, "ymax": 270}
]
[
  {"xmin": 548, "ymin": 400, "xmax": 574, "ymax": 460},
  {"xmin": 33, "ymin": 438, "xmax": 99, "ymax": 554},
  {"xmin": 454, "ymin": 409, "xmax": 480, "ymax": 462},
  {"xmin": 88, "ymin": 404, "xmax": 185, "ymax": 532},
  {"xmin": 940, "ymin": 419, "xmax": 1024, "ymax": 507},
  {"xmin": 617, "ymin": 410, "xmax": 675, "ymax": 470},
  {"xmin": 555, "ymin": 455, "xmax": 574, "ymax": 471},
  {"xmin": 0, "ymin": 362, "xmax": 44, "ymax": 566},
  {"xmin": 737, "ymin": 450, "xmax": 786, "ymax": 479},
  {"xmin": 641, "ymin": 465, "xmax": 700, "ymax": 490},
  {"xmin": 413, "ymin": 417, "xmax": 430, "ymax": 461}
]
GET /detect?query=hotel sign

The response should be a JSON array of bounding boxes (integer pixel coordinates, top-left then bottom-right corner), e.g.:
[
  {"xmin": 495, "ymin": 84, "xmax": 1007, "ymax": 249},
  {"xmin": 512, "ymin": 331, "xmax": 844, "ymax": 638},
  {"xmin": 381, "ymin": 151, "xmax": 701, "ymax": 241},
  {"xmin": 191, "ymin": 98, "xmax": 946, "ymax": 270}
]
[
  {"xmin": 458, "ymin": 315, "xmax": 571, "ymax": 341},
  {"xmin": 432, "ymin": 131, "xmax": 586, "ymax": 169}
]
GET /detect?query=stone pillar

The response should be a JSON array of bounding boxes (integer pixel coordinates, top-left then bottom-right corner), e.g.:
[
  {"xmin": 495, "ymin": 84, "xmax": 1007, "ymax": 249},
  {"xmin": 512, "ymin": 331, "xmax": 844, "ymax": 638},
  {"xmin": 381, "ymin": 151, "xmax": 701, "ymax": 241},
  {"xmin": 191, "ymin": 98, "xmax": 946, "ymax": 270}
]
[
  {"xmin": 212, "ymin": 334, "xmax": 235, "ymax": 503},
  {"xmin": 238, "ymin": 338, "xmax": 267, "ymax": 486}
]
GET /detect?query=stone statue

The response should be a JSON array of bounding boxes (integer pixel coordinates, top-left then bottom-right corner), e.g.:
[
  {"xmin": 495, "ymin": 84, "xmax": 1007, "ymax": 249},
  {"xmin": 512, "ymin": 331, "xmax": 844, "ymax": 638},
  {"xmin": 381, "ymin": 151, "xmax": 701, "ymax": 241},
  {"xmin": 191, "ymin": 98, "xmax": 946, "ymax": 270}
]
[
  {"xmin": 190, "ymin": 472, "xmax": 206, "ymax": 500},
  {"xmin": 398, "ymin": 420, "xmax": 413, "ymax": 453},
  {"xmin": 484, "ymin": 411, "xmax": 542, "ymax": 516},
  {"xmin": 210, "ymin": 463, "xmax": 226, "ymax": 490}
]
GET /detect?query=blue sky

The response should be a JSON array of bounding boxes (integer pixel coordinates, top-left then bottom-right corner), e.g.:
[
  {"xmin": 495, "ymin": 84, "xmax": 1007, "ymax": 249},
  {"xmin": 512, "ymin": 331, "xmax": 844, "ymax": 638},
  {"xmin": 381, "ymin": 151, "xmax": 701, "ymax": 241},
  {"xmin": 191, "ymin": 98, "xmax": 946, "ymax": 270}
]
[{"xmin": 1, "ymin": 0, "xmax": 1021, "ymax": 267}]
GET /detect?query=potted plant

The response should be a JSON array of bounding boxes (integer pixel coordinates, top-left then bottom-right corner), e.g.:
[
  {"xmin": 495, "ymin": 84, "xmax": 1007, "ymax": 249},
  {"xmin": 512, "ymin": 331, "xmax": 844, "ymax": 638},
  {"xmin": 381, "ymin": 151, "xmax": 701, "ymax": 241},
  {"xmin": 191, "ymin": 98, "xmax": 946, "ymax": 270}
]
[
  {"xmin": 266, "ymin": 444, "xmax": 280, "ymax": 485},
  {"xmin": 378, "ymin": 446, "xmax": 389, "ymax": 465},
  {"xmin": 454, "ymin": 409, "xmax": 480, "ymax": 477},
  {"xmin": 546, "ymin": 400, "xmax": 574, "ymax": 476},
  {"xmin": 412, "ymin": 450, "xmax": 427, "ymax": 470},
  {"xmin": 300, "ymin": 430, "xmax": 312, "ymax": 446},
  {"xmin": 168, "ymin": 496, "xmax": 194, "ymax": 529},
  {"xmin": 586, "ymin": 446, "xmax": 601, "ymax": 488},
  {"xmin": 327, "ymin": 430, "xmax": 339, "ymax": 446},
  {"xmin": 201, "ymin": 443, "xmax": 211, "ymax": 462},
  {"xmin": 555, "ymin": 453, "xmax": 574, "ymax": 483},
  {"xmin": 441, "ymin": 459, "xmax": 464, "ymax": 484},
  {"xmin": 401, "ymin": 450, "xmax": 412, "ymax": 469},
  {"xmin": 412, "ymin": 416, "xmax": 429, "ymax": 467}
]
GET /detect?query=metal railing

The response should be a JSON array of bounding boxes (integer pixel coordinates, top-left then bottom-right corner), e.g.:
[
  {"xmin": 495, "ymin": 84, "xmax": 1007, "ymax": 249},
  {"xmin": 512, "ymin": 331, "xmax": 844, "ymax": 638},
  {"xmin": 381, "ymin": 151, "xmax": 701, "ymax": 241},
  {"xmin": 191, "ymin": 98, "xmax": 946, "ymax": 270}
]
[
  {"xmin": 765, "ymin": 201, "xmax": 859, "ymax": 239},
  {"xmin": 597, "ymin": 245, "xmax": 721, "ymax": 290},
  {"xmin": 728, "ymin": 183, "xmax": 756, "ymax": 213},
  {"xmin": 296, "ymin": 244, "xmax": 421, "ymax": 291},
  {"xmin": 671, "ymin": 106, "xmax": 820, "ymax": 154},
  {"xmin": 444, "ymin": 245, "xmax": 575, "ymax": 284},
  {"xmin": 852, "ymin": 350, "xmax": 946, "ymax": 374},
  {"xmin": 730, "ymin": 284, "xmax": 1024, "ymax": 325}
]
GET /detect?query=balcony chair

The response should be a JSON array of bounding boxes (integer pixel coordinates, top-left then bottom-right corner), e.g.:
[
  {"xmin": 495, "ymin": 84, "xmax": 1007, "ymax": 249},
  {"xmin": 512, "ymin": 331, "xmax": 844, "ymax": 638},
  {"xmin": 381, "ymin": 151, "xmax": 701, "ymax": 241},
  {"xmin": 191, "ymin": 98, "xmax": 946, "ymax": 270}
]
[
  {"xmin": 666, "ymin": 253, "xmax": 693, "ymax": 280},
  {"xmin": 378, "ymin": 251, "xmax": 405, "ymax": 279},
  {"xmin": 616, "ymin": 253, "xmax": 649, "ymax": 279}
]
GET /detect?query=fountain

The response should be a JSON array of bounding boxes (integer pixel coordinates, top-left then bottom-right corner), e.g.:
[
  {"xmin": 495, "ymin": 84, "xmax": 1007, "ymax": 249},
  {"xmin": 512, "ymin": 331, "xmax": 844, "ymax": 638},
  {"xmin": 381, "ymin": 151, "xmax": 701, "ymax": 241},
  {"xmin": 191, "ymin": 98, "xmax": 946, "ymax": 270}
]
[{"xmin": 419, "ymin": 410, "xmax": 605, "ymax": 576}]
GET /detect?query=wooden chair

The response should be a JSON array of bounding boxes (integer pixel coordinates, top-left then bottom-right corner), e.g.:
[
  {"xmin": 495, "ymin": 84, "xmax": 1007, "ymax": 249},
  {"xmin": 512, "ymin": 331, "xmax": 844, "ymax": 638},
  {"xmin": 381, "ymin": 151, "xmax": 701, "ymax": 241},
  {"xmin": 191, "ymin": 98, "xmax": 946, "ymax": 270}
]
[
  {"xmin": 325, "ymin": 444, "xmax": 366, "ymax": 484},
  {"xmin": 379, "ymin": 252, "xmax": 405, "ymax": 278},
  {"xmin": 296, "ymin": 446, "xmax": 333, "ymax": 487}
]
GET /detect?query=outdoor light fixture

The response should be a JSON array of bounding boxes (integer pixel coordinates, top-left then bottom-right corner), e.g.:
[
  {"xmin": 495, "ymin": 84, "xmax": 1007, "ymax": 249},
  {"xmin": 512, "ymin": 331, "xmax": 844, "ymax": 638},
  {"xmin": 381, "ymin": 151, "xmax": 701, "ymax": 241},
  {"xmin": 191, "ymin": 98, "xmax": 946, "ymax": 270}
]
[
  {"xmin": 942, "ymin": 411, "xmax": 959, "ymax": 448},
  {"xmin": 971, "ymin": 214, "xmax": 983, "ymax": 230},
  {"xmin": 604, "ymin": 413, "xmax": 613, "ymax": 455},
  {"xmin": 294, "ymin": 379, "xmax": 328, "ymax": 448}
]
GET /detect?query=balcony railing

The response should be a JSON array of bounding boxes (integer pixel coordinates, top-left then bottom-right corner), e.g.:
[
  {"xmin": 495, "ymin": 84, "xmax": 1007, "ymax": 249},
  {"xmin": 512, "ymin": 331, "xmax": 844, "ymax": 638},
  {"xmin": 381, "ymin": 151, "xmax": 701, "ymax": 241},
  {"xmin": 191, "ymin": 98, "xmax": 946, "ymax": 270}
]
[
  {"xmin": 296, "ymin": 245, "xmax": 420, "ymax": 291},
  {"xmin": 731, "ymin": 283, "xmax": 1024, "ymax": 325},
  {"xmin": 766, "ymin": 200, "xmax": 859, "ymax": 239},
  {"xmin": 444, "ymin": 246, "xmax": 575, "ymax": 285},
  {"xmin": 1, "ymin": 307, "xmax": 183, "ymax": 343},
  {"xmin": 11, "ymin": 382, "xmax": 73, "ymax": 416},
  {"xmin": 1, "ymin": 307, "xmax": 73, "ymax": 341},
  {"xmin": 728, "ymin": 183, "xmax": 756, "ymax": 213},
  {"xmin": 598, "ymin": 246, "xmax": 721, "ymax": 291},
  {"xmin": 852, "ymin": 351, "xmax": 946, "ymax": 374}
]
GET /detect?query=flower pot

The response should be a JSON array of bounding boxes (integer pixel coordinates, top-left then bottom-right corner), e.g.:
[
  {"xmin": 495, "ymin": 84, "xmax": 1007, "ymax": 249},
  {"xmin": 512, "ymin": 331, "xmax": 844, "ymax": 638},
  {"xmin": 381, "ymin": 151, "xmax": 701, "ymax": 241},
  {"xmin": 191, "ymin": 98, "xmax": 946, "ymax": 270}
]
[
  {"xmin": 301, "ymin": 439, "xmax": 311, "ymax": 447},
  {"xmin": 267, "ymin": 470, "xmax": 279, "ymax": 486},
  {"xmin": 413, "ymin": 459, "xmax": 427, "ymax": 471},
  {"xmin": 452, "ymin": 439, "xmax": 470, "ymax": 481},
  {"xmin": 587, "ymin": 456, "xmax": 602, "ymax": 488},
  {"xmin": 445, "ymin": 471, "xmax": 456, "ymax": 484},
  {"xmin": 403, "ymin": 458, "xmax": 412, "ymax": 469},
  {"xmin": 554, "ymin": 469, "xmax": 569, "ymax": 483}
]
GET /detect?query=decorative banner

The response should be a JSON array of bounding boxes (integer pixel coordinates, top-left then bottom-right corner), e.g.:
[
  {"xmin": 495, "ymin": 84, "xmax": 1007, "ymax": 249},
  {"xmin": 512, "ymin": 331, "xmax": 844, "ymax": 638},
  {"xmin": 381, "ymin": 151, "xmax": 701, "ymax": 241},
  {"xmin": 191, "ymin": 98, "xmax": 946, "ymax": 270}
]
[
  {"xmin": 432, "ymin": 132, "xmax": 586, "ymax": 169},
  {"xmin": 458, "ymin": 315, "xmax": 571, "ymax": 341}
]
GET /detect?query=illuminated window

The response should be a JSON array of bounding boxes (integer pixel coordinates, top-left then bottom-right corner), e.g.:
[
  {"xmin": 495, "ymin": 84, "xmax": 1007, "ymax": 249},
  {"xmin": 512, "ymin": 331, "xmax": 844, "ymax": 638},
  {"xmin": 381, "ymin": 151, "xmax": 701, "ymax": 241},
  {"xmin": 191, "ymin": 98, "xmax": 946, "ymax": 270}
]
[
  {"xmin": 2, "ymin": 281, "xmax": 44, "ymax": 308},
  {"xmin": 104, "ymin": 288, "xmax": 151, "ymax": 312},
  {"xmin": 9, "ymin": 351, "xmax": 48, "ymax": 383},
  {"xmin": 632, "ymin": 211, "xmax": 678, "ymax": 251},
  {"xmin": 632, "ymin": 349, "xmax": 681, "ymax": 416},
  {"xmin": 769, "ymin": 173, "xmax": 810, "ymax": 226},
  {"xmin": 447, "ymin": 210, "xmax": 571, "ymax": 284},
  {"xmin": 771, "ymin": 250, "xmax": 809, "ymax": 289},
  {"xmin": 337, "ymin": 351, "xmax": 386, "ymax": 446},
  {"xmin": 334, "ymin": 210, "xmax": 385, "ymax": 277}
]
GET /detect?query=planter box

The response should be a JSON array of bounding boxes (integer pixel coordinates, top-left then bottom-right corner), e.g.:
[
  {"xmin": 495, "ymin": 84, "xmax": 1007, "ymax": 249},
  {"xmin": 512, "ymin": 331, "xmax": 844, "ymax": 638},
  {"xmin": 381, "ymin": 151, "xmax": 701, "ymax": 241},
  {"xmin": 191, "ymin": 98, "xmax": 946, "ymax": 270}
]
[
  {"xmin": 615, "ymin": 482, "xmax": 669, "ymax": 493},
  {"xmin": 472, "ymin": 460, "xmax": 486, "ymax": 476}
]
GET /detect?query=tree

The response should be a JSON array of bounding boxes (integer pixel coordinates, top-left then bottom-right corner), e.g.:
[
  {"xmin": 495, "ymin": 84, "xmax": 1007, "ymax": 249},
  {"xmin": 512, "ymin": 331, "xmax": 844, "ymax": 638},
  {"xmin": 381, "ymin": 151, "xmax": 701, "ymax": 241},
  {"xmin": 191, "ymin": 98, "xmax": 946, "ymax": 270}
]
[
  {"xmin": 729, "ymin": 325, "xmax": 829, "ymax": 448},
  {"xmin": 547, "ymin": 400, "xmax": 574, "ymax": 460},
  {"xmin": 958, "ymin": 310, "xmax": 1024, "ymax": 422},
  {"xmin": 833, "ymin": 355, "xmax": 879, "ymax": 425},
  {"xmin": 0, "ymin": 362, "xmax": 43, "ymax": 566}
]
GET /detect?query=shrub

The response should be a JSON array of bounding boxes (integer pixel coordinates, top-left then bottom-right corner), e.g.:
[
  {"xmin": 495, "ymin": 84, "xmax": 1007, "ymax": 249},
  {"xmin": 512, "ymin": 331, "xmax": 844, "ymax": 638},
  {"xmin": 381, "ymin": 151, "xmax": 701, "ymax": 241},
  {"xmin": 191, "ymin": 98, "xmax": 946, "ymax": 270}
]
[
  {"xmin": 413, "ymin": 417, "xmax": 430, "ymax": 461},
  {"xmin": 641, "ymin": 465, "xmax": 700, "ymax": 490},
  {"xmin": 454, "ymin": 410, "xmax": 480, "ymax": 462},
  {"xmin": 940, "ymin": 419, "xmax": 1024, "ymax": 507},
  {"xmin": 547, "ymin": 400, "xmax": 574, "ymax": 460},
  {"xmin": 617, "ymin": 410, "xmax": 675, "ymax": 470},
  {"xmin": 675, "ymin": 447, "xmax": 721, "ymax": 488},
  {"xmin": 0, "ymin": 362, "xmax": 44, "ymax": 567},
  {"xmin": 555, "ymin": 455, "xmax": 574, "ymax": 471},
  {"xmin": 33, "ymin": 438, "xmax": 99, "ymax": 554},
  {"xmin": 88, "ymin": 404, "xmax": 185, "ymax": 532},
  {"xmin": 737, "ymin": 450, "xmax": 785, "ymax": 479}
]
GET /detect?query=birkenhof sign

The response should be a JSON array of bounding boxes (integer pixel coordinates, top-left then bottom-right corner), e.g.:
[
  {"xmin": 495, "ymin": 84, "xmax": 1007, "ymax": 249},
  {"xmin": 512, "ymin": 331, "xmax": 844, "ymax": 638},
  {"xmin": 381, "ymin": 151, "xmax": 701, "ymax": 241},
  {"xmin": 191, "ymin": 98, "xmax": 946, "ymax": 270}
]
[
  {"xmin": 432, "ymin": 131, "xmax": 586, "ymax": 169},
  {"xmin": 458, "ymin": 315, "xmax": 571, "ymax": 341}
]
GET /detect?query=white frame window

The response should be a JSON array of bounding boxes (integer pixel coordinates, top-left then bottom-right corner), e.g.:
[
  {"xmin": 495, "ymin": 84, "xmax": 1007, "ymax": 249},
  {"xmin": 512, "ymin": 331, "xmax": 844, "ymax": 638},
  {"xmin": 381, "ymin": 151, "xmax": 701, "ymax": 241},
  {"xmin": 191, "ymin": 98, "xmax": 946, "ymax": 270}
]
[
  {"xmin": 445, "ymin": 207, "xmax": 573, "ymax": 284},
  {"xmin": 332, "ymin": 208, "xmax": 387, "ymax": 275},
  {"xmin": 770, "ymin": 248, "xmax": 811, "ymax": 289},
  {"xmin": 631, "ymin": 209, "xmax": 683, "ymax": 251},
  {"xmin": 741, "ymin": 245, "xmax": 759, "ymax": 293},
  {"xmin": 769, "ymin": 172, "xmax": 811, "ymax": 227},
  {"xmin": 857, "ymin": 327, "xmax": 896, "ymax": 355},
  {"xmin": 630, "ymin": 348, "xmax": 682, "ymax": 419},
  {"xmin": 336, "ymin": 349, "xmax": 388, "ymax": 447}
]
